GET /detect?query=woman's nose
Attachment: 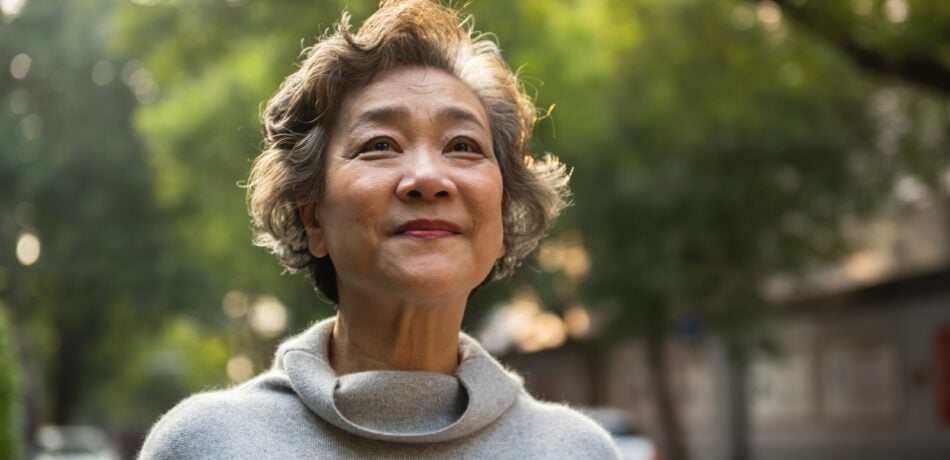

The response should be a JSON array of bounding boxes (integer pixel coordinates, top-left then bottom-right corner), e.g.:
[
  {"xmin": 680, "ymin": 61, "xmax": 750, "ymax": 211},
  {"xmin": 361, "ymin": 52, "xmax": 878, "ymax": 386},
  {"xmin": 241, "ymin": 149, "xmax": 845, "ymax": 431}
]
[{"xmin": 396, "ymin": 151, "xmax": 457, "ymax": 200}]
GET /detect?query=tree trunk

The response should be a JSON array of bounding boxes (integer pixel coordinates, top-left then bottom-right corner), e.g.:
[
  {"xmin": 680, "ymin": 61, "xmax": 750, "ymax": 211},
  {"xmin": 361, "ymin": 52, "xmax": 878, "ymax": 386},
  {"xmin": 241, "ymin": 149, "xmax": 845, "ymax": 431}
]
[
  {"xmin": 645, "ymin": 331, "xmax": 690, "ymax": 460},
  {"xmin": 726, "ymin": 345, "xmax": 750, "ymax": 460},
  {"xmin": 51, "ymin": 324, "xmax": 85, "ymax": 425},
  {"xmin": 583, "ymin": 342, "xmax": 608, "ymax": 406},
  {"xmin": 14, "ymin": 322, "xmax": 39, "ymax": 453}
]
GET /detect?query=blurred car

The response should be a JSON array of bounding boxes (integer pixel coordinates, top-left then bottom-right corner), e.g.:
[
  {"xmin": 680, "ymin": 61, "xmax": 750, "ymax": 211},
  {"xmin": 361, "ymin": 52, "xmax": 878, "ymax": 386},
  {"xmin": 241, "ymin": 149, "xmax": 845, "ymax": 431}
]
[
  {"xmin": 32, "ymin": 425, "xmax": 120, "ymax": 460},
  {"xmin": 582, "ymin": 407, "xmax": 661, "ymax": 460}
]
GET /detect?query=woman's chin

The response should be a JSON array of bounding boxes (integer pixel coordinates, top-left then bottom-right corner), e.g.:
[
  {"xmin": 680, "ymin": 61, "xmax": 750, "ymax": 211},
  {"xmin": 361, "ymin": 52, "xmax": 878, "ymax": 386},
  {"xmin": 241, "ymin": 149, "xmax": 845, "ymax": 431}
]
[
  {"xmin": 390, "ymin": 275, "xmax": 478, "ymax": 300},
  {"xmin": 379, "ymin": 267, "xmax": 487, "ymax": 302}
]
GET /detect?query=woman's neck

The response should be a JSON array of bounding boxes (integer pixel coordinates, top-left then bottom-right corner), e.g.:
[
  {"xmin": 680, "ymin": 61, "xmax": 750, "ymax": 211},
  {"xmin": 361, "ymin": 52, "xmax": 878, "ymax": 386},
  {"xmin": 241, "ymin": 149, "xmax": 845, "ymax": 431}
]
[{"xmin": 330, "ymin": 292, "xmax": 466, "ymax": 376}]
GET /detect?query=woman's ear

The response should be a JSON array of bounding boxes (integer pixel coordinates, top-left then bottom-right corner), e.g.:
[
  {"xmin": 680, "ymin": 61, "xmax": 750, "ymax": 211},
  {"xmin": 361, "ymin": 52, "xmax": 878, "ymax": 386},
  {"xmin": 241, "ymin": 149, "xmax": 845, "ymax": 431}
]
[{"xmin": 297, "ymin": 194, "xmax": 328, "ymax": 258}]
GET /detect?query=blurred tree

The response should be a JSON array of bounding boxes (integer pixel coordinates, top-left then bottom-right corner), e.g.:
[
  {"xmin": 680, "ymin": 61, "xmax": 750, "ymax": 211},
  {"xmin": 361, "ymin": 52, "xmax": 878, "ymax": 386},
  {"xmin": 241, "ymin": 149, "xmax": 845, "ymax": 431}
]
[
  {"xmin": 768, "ymin": 0, "xmax": 950, "ymax": 95},
  {"xmin": 111, "ymin": 0, "xmax": 343, "ymax": 335},
  {"xmin": 85, "ymin": 317, "xmax": 229, "ymax": 432},
  {"xmin": 0, "ymin": 0, "xmax": 210, "ymax": 436},
  {"xmin": 472, "ymin": 1, "xmax": 948, "ymax": 459}
]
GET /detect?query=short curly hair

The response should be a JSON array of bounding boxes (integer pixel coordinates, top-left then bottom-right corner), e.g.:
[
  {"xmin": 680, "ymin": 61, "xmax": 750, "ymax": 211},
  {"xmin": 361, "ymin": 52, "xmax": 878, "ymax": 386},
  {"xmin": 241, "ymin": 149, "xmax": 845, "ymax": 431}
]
[{"xmin": 247, "ymin": 0, "xmax": 570, "ymax": 303}]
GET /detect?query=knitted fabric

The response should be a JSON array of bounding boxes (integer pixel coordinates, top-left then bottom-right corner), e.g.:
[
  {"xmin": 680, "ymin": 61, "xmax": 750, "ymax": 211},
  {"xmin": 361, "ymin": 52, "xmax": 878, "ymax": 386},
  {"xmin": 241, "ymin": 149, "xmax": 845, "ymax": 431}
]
[{"xmin": 138, "ymin": 316, "xmax": 620, "ymax": 459}]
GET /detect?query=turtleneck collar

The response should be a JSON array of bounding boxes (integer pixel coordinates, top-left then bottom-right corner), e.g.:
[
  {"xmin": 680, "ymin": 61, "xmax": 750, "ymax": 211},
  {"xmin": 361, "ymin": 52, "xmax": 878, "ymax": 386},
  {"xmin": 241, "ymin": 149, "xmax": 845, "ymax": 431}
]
[{"xmin": 271, "ymin": 316, "xmax": 523, "ymax": 443}]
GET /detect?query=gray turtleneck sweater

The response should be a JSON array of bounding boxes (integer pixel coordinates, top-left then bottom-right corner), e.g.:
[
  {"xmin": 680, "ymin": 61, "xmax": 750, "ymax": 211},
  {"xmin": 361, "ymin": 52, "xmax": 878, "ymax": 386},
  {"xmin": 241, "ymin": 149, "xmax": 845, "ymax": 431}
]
[{"xmin": 138, "ymin": 316, "xmax": 620, "ymax": 459}]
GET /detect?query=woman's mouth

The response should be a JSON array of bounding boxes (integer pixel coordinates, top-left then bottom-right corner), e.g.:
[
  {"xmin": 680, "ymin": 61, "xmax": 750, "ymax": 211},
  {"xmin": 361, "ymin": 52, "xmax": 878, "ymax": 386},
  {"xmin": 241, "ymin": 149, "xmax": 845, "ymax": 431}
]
[{"xmin": 393, "ymin": 219, "xmax": 462, "ymax": 239}]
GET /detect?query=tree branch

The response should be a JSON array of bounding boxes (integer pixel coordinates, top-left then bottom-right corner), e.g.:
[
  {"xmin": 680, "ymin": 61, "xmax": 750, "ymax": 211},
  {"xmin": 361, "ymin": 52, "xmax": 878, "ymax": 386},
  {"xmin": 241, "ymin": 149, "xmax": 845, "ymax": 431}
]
[{"xmin": 768, "ymin": 0, "xmax": 950, "ymax": 95}]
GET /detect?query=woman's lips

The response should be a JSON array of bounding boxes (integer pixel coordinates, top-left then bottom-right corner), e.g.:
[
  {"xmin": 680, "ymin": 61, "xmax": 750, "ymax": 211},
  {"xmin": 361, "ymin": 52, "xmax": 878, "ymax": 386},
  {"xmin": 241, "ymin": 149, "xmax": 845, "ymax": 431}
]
[
  {"xmin": 401, "ymin": 230, "xmax": 455, "ymax": 239},
  {"xmin": 394, "ymin": 219, "xmax": 462, "ymax": 239}
]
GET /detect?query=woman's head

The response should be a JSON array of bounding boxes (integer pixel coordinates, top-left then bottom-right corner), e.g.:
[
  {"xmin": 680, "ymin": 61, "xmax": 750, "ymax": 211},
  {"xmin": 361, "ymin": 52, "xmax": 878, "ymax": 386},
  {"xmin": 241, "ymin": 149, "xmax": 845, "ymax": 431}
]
[{"xmin": 248, "ymin": 0, "xmax": 570, "ymax": 303}]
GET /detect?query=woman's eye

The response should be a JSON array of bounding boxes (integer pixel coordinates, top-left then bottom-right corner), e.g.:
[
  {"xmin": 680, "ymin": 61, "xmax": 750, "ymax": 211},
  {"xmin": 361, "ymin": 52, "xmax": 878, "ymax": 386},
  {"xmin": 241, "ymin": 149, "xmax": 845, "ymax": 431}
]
[
  {"xmin": 358, "ymin": 138, "xmax": 396, "ymax": 154},
  {"xmin": 447, "ymin": 137, "xmax": 482, "ymax": 155},
  {"xmin": 370, "ymin": 141, "xmax": 392, "ymax": 151}
]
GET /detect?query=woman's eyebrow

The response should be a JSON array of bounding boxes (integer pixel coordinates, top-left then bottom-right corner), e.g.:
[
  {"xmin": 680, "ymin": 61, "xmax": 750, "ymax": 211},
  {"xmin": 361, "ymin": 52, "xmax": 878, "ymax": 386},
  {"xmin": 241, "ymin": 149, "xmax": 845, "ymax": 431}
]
[
  {"xmin": 353, "ymin": 105, "xmax": 408, "ymax": 128},
  {"xmin": 435, "ymin": 106, "xmax": 487, "ymax": 131},
  {"xmin": 352, "ymin": 104, "xmax": 487, "ymax": 131}
]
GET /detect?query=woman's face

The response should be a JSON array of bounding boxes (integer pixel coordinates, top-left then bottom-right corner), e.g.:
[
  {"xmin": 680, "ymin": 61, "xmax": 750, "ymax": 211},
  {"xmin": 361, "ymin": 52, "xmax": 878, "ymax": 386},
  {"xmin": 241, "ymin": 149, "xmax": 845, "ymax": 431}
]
[{"xmin": 304, "ymin": 66, "xmax": 505, "ymax": 302}]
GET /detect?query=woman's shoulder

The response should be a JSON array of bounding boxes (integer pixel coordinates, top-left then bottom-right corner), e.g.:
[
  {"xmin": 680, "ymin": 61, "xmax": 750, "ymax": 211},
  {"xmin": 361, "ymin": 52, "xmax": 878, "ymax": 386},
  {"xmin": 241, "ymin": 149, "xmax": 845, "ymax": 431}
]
[
  {"xmin": 502, "ymin": 392, "xmax": 621, "ymax": 458},
  {"xmin": 137, "ymin": 390, "xmax": 237, "ymax": 459},
  {"xmin": 136, "ymin": 372, "xmax": 299, "ymax": 459}
]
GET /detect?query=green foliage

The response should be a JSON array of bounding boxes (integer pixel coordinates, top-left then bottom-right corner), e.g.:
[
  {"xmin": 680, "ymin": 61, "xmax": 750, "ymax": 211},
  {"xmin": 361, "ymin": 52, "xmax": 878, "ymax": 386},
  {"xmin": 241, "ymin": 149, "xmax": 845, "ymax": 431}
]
[
  {"xmin": 769, "ymin": 0, "xmax": 950, "ymax": 95},
  {"xmin": 478, "ymin": 0, "xmax": 949, "ymax": 343},
  {"xmin": 0, "ymin": 306, "xmax": 20, "ymax": 459},
  {"xmin": 84, "ymin": 317, "xmax": 229, "ymax": 428},
  {"xmin": 112, "ymin": 0, "xmax": 346, "ymax": 322},
  {"xmin": 1, "ymin": 0, "xmax": 195, "ymax": 427}
]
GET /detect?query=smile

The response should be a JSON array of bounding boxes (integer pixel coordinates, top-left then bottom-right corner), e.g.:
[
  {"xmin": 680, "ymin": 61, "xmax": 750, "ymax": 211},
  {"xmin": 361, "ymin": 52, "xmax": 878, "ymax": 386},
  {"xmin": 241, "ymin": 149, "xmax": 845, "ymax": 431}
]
[{"xmin": 393, "ymin": 219, "xmax": 462, "ymax": 239}]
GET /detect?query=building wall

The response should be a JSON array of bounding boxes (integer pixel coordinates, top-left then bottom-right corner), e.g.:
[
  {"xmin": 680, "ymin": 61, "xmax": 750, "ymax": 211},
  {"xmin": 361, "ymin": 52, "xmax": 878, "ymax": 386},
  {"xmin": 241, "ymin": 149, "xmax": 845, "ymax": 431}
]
[
  {"xmin": 508, "ymin": 283, "xmax": 950, "ymax": 460},
  {"xmin": 663, "ymin": 289, "xmax": 950, "ymax": 460},
  {"xmin": 745, "ymin": 291, "xmax": 950, "ymax": 460}
]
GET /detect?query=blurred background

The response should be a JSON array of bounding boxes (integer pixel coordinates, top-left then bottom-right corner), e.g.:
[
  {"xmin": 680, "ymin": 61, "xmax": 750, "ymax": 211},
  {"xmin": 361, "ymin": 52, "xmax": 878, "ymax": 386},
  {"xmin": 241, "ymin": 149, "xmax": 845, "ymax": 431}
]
[{"xmin": 1, "ymin": 0, "xmax": 949, "ymax": 459}]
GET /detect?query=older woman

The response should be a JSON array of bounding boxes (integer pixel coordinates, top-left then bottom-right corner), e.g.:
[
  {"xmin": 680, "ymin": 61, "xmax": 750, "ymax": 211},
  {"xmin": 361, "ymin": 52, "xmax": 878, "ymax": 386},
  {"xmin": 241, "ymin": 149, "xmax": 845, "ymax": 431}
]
[{"xmin": 139, "ymin": 0, "xmax": 619, "ymax": 458}]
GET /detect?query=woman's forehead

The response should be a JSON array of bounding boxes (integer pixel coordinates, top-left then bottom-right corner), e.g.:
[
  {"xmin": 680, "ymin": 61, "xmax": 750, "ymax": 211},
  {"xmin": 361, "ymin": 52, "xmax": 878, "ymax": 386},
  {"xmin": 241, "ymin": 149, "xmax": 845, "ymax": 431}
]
[{"xmin": 337, "ymin": 66, "xmax": 490, "ymax": 131}]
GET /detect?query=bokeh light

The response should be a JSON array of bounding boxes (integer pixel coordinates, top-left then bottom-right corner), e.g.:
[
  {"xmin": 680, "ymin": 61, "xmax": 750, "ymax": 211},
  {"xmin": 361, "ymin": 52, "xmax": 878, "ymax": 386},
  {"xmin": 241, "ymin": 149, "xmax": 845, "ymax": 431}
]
[
  {"xmin": 9, "ymin": 53, "xmax": 30, "ymax": 79},
  {"xmin": 8, "ymin": 88, "xmax": 29, "ymax": 114},
  {"xmin": 222, "ymin": 290, "xmax": 250, "ymax": 319},
  {"xmin": 16, "ymin": 232, "xmax": 40, "ymax": 266},
  {"xmin": 226, "ymin": 354, "xmax": 254, "ymax": 382},
  {"xmin": 884, "ymin": 0, "xmax": 909, "ymax": 23},
  {"xmin": 20, "ymin": 113, "xmax": 42, "ymax": 140},
  {"xmin": 0, "ymin": 0, "xmax": 26, "ymax": 17},
  {"xmin": 564, "ymin": 306, "xmax": 591, "ymax": 339},
  {"xmin": 91, "ymin": 60, "xmax": 116, "ymax": 86},
  {"xmin": 249, "ymin": 296, "xmax": 288, "ymax": 338}
]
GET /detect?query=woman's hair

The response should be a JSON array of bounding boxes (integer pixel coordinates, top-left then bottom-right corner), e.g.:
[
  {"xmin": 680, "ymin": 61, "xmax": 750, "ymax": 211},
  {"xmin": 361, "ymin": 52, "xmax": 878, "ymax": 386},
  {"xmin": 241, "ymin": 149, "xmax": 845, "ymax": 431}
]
[{"xmin": 247, "ymin": 0, "xmax": 570, "ymax": 303}]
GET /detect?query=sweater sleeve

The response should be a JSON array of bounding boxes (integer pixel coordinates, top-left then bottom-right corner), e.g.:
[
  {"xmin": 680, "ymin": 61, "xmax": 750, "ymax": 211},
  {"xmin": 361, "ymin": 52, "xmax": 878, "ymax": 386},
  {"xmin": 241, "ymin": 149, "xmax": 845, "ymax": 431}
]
[
  {"xmin": 558, "ymin": 406, "xmax": 623, "ymax": 459},
  {"xmin": 525, "ymin": 401, "xmax": 623, "ymax": 459},
  {"xmin": 137, "ymin": 392, "xmax": 232, "ymax": 460}
]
